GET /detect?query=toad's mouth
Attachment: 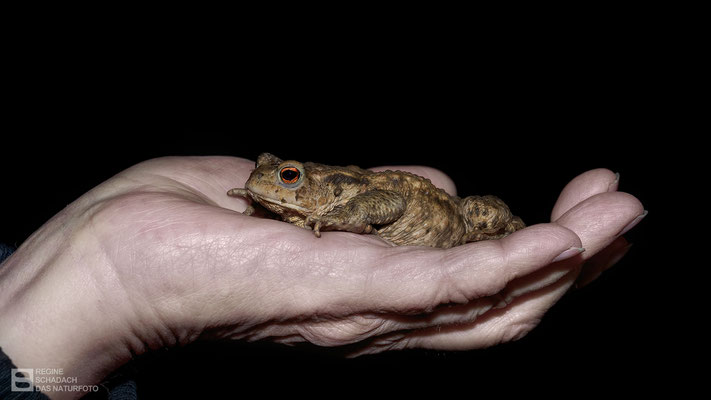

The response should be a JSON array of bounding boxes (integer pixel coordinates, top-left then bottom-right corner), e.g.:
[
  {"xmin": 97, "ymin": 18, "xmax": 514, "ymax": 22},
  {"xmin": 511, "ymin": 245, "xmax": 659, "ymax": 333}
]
[{"xmin": 249, "ymin": 190, "xmax": 309, "ymax": 213}]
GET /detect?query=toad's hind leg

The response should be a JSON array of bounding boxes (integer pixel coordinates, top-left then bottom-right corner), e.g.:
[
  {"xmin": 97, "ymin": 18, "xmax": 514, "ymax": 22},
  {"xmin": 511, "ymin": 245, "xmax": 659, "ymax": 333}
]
[
  {"xmin": 306, "ymin": 190, "xmax": 406, "ymax": 237},
  {"xmin": 459, "ymin": 195, "xmax": 525, "ymax": 243}
]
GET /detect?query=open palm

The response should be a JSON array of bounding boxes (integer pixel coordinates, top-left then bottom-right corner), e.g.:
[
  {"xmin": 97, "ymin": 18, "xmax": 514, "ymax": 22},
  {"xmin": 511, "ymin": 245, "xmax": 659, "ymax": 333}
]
[{"xmin": 0, "ymin": 156, "xmax": 644, "ymax": 398}]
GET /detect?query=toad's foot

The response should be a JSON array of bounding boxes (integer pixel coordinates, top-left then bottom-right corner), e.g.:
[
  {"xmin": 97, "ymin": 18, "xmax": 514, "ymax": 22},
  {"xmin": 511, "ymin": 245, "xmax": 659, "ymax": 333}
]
[
  {"xmin": 227, "ymin": 188, "xmax": 255, "ymax": 216},
  {"xmin": 227, "ymin": 188, "xmax": 249, "ymax": 197},
  {"xmin": 304, "ymin": 214, "xmax": 374, "ymax": 238}
]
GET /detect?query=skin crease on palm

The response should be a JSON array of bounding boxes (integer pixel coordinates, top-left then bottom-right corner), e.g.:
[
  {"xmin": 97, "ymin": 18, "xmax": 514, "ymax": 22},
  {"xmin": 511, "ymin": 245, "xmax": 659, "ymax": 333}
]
[{"xmin": 0, "ymin": 156, "xmax": 645, "ymax": 399}]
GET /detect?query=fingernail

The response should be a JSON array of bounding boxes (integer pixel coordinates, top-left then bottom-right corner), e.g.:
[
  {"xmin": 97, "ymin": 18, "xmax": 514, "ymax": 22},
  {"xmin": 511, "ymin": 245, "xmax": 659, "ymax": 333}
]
[
  {"xmin": 552, "ymin": 247, "xmax": 585, "ymax": 263},
  {"xmin": 618, "ymin": 210, "xmax": 648, "ymax": 236},
  {"xmin": 608, "ymin": 172, "xmax": 620, "ymax": 192}
]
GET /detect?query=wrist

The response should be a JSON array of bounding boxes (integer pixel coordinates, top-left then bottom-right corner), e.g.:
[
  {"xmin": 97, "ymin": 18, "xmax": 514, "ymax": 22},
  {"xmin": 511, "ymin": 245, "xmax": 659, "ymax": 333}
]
[{"xmin": 0, "ymin": 213, "xmax": 137, "ymax": 399}]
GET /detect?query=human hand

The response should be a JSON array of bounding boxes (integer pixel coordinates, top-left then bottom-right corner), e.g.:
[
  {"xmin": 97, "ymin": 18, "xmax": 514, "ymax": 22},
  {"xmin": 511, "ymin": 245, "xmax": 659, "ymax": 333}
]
[{"xmin": 0, "ymin": 156, "xmax": 644, "ymax": 399}]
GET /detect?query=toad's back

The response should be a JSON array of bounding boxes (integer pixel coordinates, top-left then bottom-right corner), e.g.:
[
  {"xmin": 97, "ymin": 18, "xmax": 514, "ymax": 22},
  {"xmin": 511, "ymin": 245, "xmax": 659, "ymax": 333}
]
[{"xmin": 365, "ymin": 170, "xmax": 468, "ymax": 248}]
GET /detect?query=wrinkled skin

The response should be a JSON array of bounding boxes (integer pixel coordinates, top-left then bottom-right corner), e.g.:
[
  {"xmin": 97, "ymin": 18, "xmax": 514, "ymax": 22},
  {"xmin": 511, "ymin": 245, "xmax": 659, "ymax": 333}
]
[
  {"xmin": 229, "ymin": 153, "xmax": 524, "ymax": 248},
  {"xmin": 0, "ymin": 156, "xmax": 645, "ymax": 399}
]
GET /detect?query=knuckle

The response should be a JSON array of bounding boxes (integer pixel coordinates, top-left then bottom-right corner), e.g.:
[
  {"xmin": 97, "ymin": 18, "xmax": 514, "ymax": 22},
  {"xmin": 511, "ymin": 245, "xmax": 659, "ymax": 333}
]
[{"xmin": 297, "ymin": 315, "xmax": 387, "ymax": 347}]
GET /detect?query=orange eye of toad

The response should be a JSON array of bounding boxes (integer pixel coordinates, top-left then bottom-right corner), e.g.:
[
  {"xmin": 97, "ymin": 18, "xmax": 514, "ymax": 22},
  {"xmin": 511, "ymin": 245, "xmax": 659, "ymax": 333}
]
[{"xmin": 280, "ymin": 167, "xmax": 300, "ymax": 184}]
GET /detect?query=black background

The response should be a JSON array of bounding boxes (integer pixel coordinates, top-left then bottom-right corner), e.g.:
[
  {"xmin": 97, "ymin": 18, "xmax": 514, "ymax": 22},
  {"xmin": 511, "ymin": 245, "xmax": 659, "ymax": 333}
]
[{"xmin": 1, "ymin": 19, "xmax": 682, "ymax": 398}]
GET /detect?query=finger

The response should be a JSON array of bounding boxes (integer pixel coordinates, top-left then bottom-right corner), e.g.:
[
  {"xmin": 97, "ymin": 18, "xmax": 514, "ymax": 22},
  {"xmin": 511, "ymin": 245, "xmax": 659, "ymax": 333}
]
[
  {"xmin": 361, "ymin": 258, "xmax": 584, "ymax": 351},
  {"xmin": 555, "ymin": 191, "xmax": 645, "ymax": 259},
  {"xmin": 213, "ymin": 221, "xmax": 581, "ymax": 325},
  {"xmin": 243, "ymin": 255, "xmax": 585, "ymax": 349},
  {"xmin": 344, "ymin": 263, "xmax": 581, "ymax": 355},
  {"xmin": 369, "ymin": 166, "xmax": 457, "ymax": 196},
  {"xmin": 551, "ymin": 168, "xmax": 619, "ymax": 221},
  {"xmin": 302, "ymin": 222, "xmax": 582, "ymax": 316},
  {"xmin": 400, "ymin": 267, "xmax": 581, "ymax": 352}
]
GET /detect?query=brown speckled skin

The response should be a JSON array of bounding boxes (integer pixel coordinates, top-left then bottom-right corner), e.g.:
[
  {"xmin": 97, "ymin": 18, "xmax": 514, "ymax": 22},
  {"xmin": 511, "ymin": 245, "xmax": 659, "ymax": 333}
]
[{"xmin": 228, "ymin": 153, "xmax": 524, "ymax": 248}]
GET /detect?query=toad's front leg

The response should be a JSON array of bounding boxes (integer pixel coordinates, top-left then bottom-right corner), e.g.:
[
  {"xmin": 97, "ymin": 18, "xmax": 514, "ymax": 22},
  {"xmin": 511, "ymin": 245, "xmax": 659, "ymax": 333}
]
[
  {"xmin": 306, "ymin": 190, "xmax": 406, "ymax": 237},
  {"xmin": 227, "ymin": 188, "xmax": 256, "ymax": 215}
]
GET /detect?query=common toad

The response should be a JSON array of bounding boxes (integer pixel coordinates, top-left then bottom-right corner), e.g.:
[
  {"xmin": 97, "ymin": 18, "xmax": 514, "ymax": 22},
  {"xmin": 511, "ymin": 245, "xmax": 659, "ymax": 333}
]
[{"xmin": 228, "ymin": 153, "xmax": 524, "ymax": 248}]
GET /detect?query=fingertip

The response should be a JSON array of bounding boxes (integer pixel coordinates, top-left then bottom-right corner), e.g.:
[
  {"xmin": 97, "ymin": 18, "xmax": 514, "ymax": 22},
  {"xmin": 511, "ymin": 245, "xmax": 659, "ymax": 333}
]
[
  {"xmin": 609, "ymin": 171, "xmax": 621, "ymax": 192},
  {"xmin": 555, "ymin": 191, "xmax": 645, "ymax": 255},
  {"xmin": 552, "ymin": 168, "xmax": 619, "ymax": 221},
  {"xmin": 500, "ymin": 223, "xmax": 583, "ymax": 264}
]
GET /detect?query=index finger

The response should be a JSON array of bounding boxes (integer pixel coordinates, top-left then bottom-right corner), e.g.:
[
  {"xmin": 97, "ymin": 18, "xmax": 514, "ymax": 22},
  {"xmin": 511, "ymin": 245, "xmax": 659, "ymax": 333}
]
[{"xmin": 266, "ymin": 222, "xmax": 582, "ymax": 318}]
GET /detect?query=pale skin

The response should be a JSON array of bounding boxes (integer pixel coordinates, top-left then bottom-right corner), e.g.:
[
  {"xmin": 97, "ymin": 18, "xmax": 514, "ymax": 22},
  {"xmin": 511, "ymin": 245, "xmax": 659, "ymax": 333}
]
[{"xmin": 0, "ymin": 156, "xmax": 645, "ymax": 399}]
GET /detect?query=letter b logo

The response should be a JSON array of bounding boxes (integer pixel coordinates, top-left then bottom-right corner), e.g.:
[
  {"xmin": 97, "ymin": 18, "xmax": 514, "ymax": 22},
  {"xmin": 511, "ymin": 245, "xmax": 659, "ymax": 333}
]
[{"xmin": 11, "ymin": 368, "xmax": 34, "ymax": 392}]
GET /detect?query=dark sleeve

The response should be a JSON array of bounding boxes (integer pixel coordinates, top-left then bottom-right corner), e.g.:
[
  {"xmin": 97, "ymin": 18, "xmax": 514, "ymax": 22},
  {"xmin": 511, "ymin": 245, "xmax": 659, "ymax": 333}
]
[
  {"xmin": 0, "ymin": 347, "xmax": 50, "ymax": 400},
  {"xmin": 0, "ymin": 243, "xmax": 14, "ymax": 265}
]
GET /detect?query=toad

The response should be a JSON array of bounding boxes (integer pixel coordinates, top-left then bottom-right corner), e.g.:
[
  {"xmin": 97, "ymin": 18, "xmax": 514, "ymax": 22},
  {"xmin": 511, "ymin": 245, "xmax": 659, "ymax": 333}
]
[{"xmin": 228, "ymin": 153, "xmax": 525, "ymax": 248}]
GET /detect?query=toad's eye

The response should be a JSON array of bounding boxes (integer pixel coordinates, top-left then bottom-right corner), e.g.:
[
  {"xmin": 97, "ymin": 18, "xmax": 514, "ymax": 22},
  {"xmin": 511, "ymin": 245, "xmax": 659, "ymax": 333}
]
[{"xmin": 280, "ymin": 167, "xmax": 300, "ymax": 184}]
